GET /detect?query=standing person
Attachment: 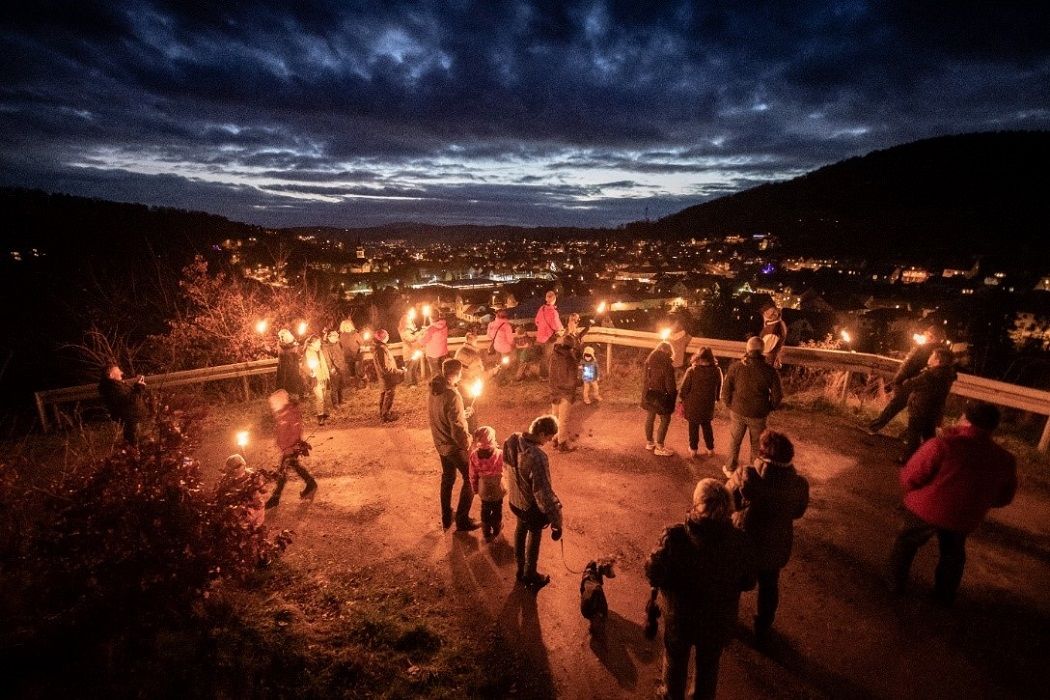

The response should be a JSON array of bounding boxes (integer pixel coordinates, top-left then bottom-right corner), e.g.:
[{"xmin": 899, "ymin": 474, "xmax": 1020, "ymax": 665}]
[
  {"xmin": 721, "ymin": 337, "xmax": 783, "ymax": 477},
  {"xmin": 760, "ymin": 305, "xmax": 788, "ymax": 369},
  {"xmin": 868, "ymin": 325, "xmax": 947, "ymax": 434},
  {"xmin": 454, "ymin": 333, "xmax": 494, "ymax": 433},
  {"xmin": 371, "ymin": 329, "xmax": 404, "ymax": 422},
  {"xmin": 580, "ymin": 345, "xmax": 602, "ymax": 405},
  {"xmin": 487, "ymin": 309, "xmax": 515, "ymax": 358},
  {"xmin": 338, "ymin": 319, "xmax": 364, "ymax": 388},
  {"xmin": 889, "ymin": 402, "xmax": 1016, "ymax": 604},
  {"xmin": 301, "ymin": 336, "xmax": 332, "ymax": 426},
  {"xmin": 514, "ymin": 325, "xmax": 538, "ymax": 381},
  {"xmin": 642, "ymin": 341, "xmax": 677, "ymax": 457},
  {"xmin": 726, "ymin": 430, "xmax": 809, "ymax": 645},
  {"xmin": 397, "ymin": 306, "xmax": 425, "ymax": 386},
  {"xmin": 98, "ymin": 363, "xmax": 149, "ymax": 445},
  {"xmin": 535, "ymin": 290, "xmax": 564, "ymax": 378},
  {"xmin": 422, "ymin": 314, "xmax": 450, "ymax": 378},
  {"xmin": 549, "ymin": 333, "xmax": 581, "ymax": 451},
  {"xmin": 322, "ymin": 330, "xmax": 348, "ymax": 409},
  {"xmin": 275, "ymin": 329, "xmax": 302, "ymax": 397},
  {"xmin": 503, "ymin": 415, "xmax": 563, "ymax": 590},
  {"xmin": 898, "ymin": 347, "xmax": 957, "ymax": 460},
  {"xmin": 264, "ymin": 390, "xmax": 318, "ymax": 508},
  {"xmin": 669, "ymin": 320, "xmax": 692, "ymax": 379},
  {"xmin": 679, "ymin": 348, "xmax": 722, "ymax": 458},
  {"xmin": 468, "ymin": 425, "xmax": 506, "ymax": 541},
  {"xmin": 645, "ymin": 479, "xmax": 755, "ymax": 700},
  {"xmin": 428, "ymin": 358, "xmax": 479, "ymax": 532}
]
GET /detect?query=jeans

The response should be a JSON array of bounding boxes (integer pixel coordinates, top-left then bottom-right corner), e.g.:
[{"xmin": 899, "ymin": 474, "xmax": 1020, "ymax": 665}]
[
  {"xmin": 661, "ymin": 636, "xmax": 723, "ymax": 700},
  {"xmin": 888, "ymin": 510, "xmax": 967, "ymax": 602},
  {"xmin": 687, "ymin": 420, "xmax": 714, "ymax": 451},
  {"xmin": 403, "ymin": 356, "xmax": 424, "ymax": 385},
  {"xmin": 539, "ymin": 341, "xmax": 554, "ymax": 378},
  {"xmin": 439, "ymin": 451, "xmax": 474, "ymax": 528},
  {"xmin": 513, "ymin": 511, "xmax": 544, "ymax": 578},
  {"xmin": 583, "ymin": 380, "xmax": 602, "ymax": 402},
  {"xmin": 481, "ymin": 498, "xmax": 503, "ymax": 539},
  {"xmin": 310, "ymin": 379, "xmax": 331, "ymax": 417},
  {"xmin": 645, "ymin": 409, "xmax": 671, "ymax": 446},
  {"xmin": 378, "ymin": 387, "xmax": 396, "ymax": 418},
  {"xmin": 726, "ymin": 412, "xmax": 766, "ymax": 469},
  {"xmin": 329, "ymin": 372, "xmax": 344, "ymax": 406},
  {"xmin": 426, "ymin": 355, "xmax": 446, "ymax": 378},
  {"xmin": 755, "ymin": 569, "xmax": 781, "ymax": 631}
]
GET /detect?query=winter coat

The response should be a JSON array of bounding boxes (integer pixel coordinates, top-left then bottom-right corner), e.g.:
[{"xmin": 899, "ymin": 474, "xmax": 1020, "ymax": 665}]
[
  {"xmin": 901, "ymin": 424, "xmax": 1017, "ymax": 533},
  {"xmin": 679, "ymin": 363, "xmax": 722, "ymax": 422},
  {"xmin": 217, "ymin": 468, "xmax": 267, "ymax": 529},
  {"xmin": 727, "ymin": 459, "xmax": 809, "ymax": 571},
  {"xmin": 428, "ymin": 374, "xmax": 471, "ymax": 457},
  {"xmin": 397, "ymin": 315, "xmax": 422, "ymax": 358},
  {"xmin": 274, "ymin": 402, "xmax": 304, "ymax": 455},
  {"xmin": 503, "ymin": 432, "xmax": 562, "ymax": 529},
  {"xmin": 469, "ymin": 446, "xmax": 506, "ymax": 502},
  {"xmin": 761, "ymin": 319, "xmax": 788, "ymax": 368},
  {"xmin": 276, "ymin": 341, "xmax": 303, "ymax": 395},
  {"xmin": 642, "ymin": 348, "xmax": 677, "ymax": 414},
  {"xmin": 454, "ymin": 343, "xmax": 486, "ymax": 386},
  {"xmin": 645, "ymin": 519, "xmax": 756, "ymax": 648},
  {"xmin": 549, "ymin": 341, "xmax": 581, "ymax": 403},
  {"xmin": 487, "ymin": 318, "xmax": 515, "ymax": 355},
  {"xmin": 99, "ymin": 377, "xmax": 148, "ymax": 422},
  {"xmin": 900, "ymin": 364, "xmax": 957, "ymax": 425},
  {"xmin": 372, "ymin": 342, "xmax": 403, "ymax": 390},
  {"xmin": 892, "ymin": 344, "xmax": 937, "ymax": 387},
  {"xmin": 580, "ymin": 359, "xmax": 600, "ymax": 384},
  {"xmin": 534, "ymin": 303, "xmax": 563, "ymax": 344},
  {"xmin": 323, "ymin": 340, "xmax": 348, "ymax": 375},
  {"xmin": 302, "ymin": 346, "xmax": 331, "ymax": 385},
  {"xmin": 721, "ymin": 351, "xmax": 782, "ymax": 419},
  {"xmin": 422, "ymin": 319, "xmax": 449, "ymax": 358},
  {"xmin": 669, "ymin": 329, "xmax": 691, "ymax": 369},
  {"xmin": 339, "ymin": 330, "xmax": 363, "ymax": 359}
]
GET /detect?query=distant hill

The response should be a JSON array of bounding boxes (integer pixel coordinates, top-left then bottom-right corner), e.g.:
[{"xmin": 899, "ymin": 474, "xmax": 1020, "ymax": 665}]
[
  {"xmin": 651, "ymin": 131, "xmax": 1050, "ymax": 265},
  {"xmin": 283, "ymin": 222, "xmax": 611, "ymax": 243}
]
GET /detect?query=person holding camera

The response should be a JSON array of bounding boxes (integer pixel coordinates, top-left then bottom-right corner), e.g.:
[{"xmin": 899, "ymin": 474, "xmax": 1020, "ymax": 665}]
[
  {"xmin": 645, "ymin": 478, "xmax": 755, "ymax": 700},
  {"xmin": 503, "ymin": 415, "xmax": 563, "ymax": 591},
  {"xmin": 265, "ymin": 389, "xmax": 318, "ymax": 509},
  {"xmin": 98, "ymin": 363, "xmax": 150, "ymax": 446}
]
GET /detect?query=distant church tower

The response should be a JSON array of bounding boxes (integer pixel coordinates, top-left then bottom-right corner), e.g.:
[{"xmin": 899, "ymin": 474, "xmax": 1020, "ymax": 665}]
[{"xmin": 355, "ymin": 239, "xmax": 366, "ymax": 260}]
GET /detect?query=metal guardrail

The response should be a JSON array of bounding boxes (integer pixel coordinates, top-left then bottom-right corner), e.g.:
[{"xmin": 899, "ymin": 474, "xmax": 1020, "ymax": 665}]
[{"xmin": 35, "ymin": 328, "xmax": 1050, "ymax": 451}]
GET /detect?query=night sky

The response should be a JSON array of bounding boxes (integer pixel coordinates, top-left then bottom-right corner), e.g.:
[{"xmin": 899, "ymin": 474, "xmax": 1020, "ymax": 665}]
[{"xmin": 2, "ymin": 1, "xmax": 1048, "ymax": 228}]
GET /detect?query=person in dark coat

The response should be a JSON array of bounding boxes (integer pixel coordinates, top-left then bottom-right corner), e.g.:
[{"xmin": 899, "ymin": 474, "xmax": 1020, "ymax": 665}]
[
  {"xmin": 275, "ymin": 329, "xmax": 303, "ymax": 397},
  {"xmin": 678, "ymin": 348, "xmax": 722, "ymax": 458},
  {"xmin": 371, "ymin": 329, "xmax": 404, "ymax": 422},
  {"xmin": 889, "ymin": 402, "xmax": 1016, "ymax": 604},
  {"xmin": 548, "ymin": 334, "xmax": 581, "ymax": 451},
  {"xmin": 323, "ymin": 330, "xmax": 348, "ymax": 407},
  {"xmin": 726, "ymin": 430, "xmax": 809, "ymax": 644},
  {"xmin": 338, "ymin": 319, "xmax": 364, "ymax": 387},
  {"xmin": 643, "ymin": 341, "xmax": 677, "ymax": 456},
  {"xmin": 868, "ymin": 325, "xmax": 947, "ymax": 434},
  {"xmin": 428, "ymin": 358, "xmax": 480, "ymax": 532},
  {"xmin": 898, "ymin": 347, "xmax": 957, "ymax": 459},
  {"xmin": 645, "ymin": 478, "xmax": 755, "ymax": 700},
  {"xmin": 721, "ymin": 337, "xmax": 783, "ymax": 476},
  {"xmin": 98, "ymin": 363, "xmax": 149, "ymax": 445},
  {"xmin": 760, "ymin": 305, "xmax": 788, "ymax": 369}
]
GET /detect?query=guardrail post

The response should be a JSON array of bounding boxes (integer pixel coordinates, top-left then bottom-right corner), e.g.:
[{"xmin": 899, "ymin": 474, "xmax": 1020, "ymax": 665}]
[
  {"xmin": 35, "ymin": 392, "xmax": 49, "ymax": 433},
  {"xmin": 241, "ymin": 375, "xmax": 251, "ymax": 402},
  {"xmin": 1039, "ymin": 416, "xmax": 1050, "ymax": 453},
  {"xmin": 841, "ymin": 371, "xmax": 852, "ymax": 404},
  {"xmin": 606, "ymin": 338, "xmax": 613, "ymax": 377}
]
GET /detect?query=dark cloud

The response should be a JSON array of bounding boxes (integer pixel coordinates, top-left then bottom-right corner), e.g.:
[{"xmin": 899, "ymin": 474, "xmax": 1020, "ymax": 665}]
[{"xmin": 1, "ymin": 0, "xmax": 1048, "ymax": 227}]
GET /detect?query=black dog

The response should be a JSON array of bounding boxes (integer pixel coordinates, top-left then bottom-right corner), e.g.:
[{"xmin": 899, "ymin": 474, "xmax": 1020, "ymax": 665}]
[{"xmin": 580, "ymin": 558, "xmax": 616, "ymax": 630}]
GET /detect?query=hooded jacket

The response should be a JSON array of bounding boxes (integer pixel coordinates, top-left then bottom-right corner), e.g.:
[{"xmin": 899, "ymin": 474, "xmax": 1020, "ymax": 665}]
[
  {"xmin": 339, "ymin": 330, "xmax": 363, "ymax": 359},
  {"xmin": 721, "ymin": 351, "xmax": 782, "ymax": 419},
  {"xmin": 372, "ymin": 341, "xmax": 402, "ymax": 390},
  {"xmin": 469, "ymin": 446, "xmax": 506, "ymax": 501},
  {"xmin": 323, "ymin": 339, "xmax": 348, "ymax": 374},
  {"xmin": 275, "ymin": 341, "xmax": 303, "ymax": 395},
  {"xmin": 422, "ymin": 319, "xmax": 449, "ymax": 358},
  {"xmin": 679, "ymin": 363, "xmax": 722, "ymax": 422},
  {"xmin": 727, "ymin": 459, "xmax": 809, "ymax": 571},
  {"xmin": 503, "ymin": 432, "xmax": 562, "ymax": 528},
  {"xmin": 428, "ymin": 374, "xmax": 470, "ymax": 457},
  {"xmin": 549, "ymin": 340, "xmax": 581, "ymax": 402},
  {"xmin": 274, "ymin": 402, "xmax": 304, "ymax": 455}
]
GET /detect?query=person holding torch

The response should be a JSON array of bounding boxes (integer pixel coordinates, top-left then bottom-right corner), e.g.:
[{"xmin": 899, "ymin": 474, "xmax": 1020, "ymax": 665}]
[
  {"xmin": 398, "ymin": 305, "xmax": 425, "ymax": 386},
  {"xmin": 428, "ymin": 358, "xmax": 480, "ymax": 532},
  {"xmin": 867, "ymin": 325, "xmax": 947, "ymax": 436}
]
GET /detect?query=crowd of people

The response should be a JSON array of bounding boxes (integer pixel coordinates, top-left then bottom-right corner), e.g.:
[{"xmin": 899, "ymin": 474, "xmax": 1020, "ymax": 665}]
[{"xmin": 96, "ymin": 293, "xmax": 1019, "ymax": 700}]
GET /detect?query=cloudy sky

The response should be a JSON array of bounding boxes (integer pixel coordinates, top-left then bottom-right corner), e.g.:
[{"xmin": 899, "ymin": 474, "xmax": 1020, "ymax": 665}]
[{"xmin": 2, "ymin": 1, "xmax": 1048, "ymax": 228}]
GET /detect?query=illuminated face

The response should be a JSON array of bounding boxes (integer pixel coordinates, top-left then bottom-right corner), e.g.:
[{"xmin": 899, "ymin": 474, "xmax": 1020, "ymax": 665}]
[{"xmin": 108, "ymin": 366, "xmax": 123, "ymax": 380}]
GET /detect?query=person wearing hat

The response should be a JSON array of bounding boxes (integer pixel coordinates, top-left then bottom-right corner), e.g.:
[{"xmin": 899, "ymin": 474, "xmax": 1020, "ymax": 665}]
[
  {"xmin": 720, "ymin": 337, "xmax": 783, "ymax": 476},
  {"xmin": 371, "ymin": 329, "xmax": 404, "ymax": 422},
  {"xmin": 868, "ymin": 324, "xmax": 948, "ymax": 435},
  {"xmin": 217, "ymin": 453, "xmax": 266, "ymax": 528},
  {"xmin": 421, "ymin": 313, "xmax": 450, "ymax": 378},
  {"xmin": 322, "ymin": 330, "xmax": 348, "ymax": 408},
  {"xmin": 275, "ymin": 328, "xmax": 302, "ymax": 398},
  {"xmin": 760, "ymin": 305, "xmax": 788, "ymax": 369},
  {"xmin": 645, "ymin": 478, "xmax": 755, "ymax": 700},
  {"xmin": 535, "ymin": 290, "xmax": 564, "ymax": 379},
  {"xmin": 468, "ymin": 425, "xmax": 506, "ymax": 541},
  {"xmin": 579, "ymin": 345, "xmax": 602, "ymax": 404}
]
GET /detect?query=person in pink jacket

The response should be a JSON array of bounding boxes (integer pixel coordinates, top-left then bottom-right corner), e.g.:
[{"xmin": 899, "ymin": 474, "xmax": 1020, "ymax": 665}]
[
  {"xmin": 889, "ymin": 401, "xmax": 1017, "ymax": 604},
  {"xmin": 534, "ymin": 290, "xmax": 563, "ymax": 378},
  {"xmin": 422, "ymin": 315, "xmax": 450, "ymax": 377},
  {"xmin": 487, "ymin": 309, "xmax": 515, "ymax": 356},
  {"xmin": 468, "ymin": 425, "xmax": 506, "ymax": 541}
]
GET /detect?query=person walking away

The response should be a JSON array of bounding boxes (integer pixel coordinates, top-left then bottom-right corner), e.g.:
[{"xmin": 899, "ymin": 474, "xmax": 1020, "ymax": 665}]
[
  {"xmin": 428, "ymin": 358, "xmax": 480, "ymax": 532},
  {"xmin": 669, "ymin": 320, "xmax": 692, "ymax": 379},
  {"xmin": 264, "ymin": 390, "xmax": 318, "ymax": 508},
  {"xmin": 503, "ymin": 415, "xmax": 563, "ymax": 590},
  {"xmin": 721, "ymin": 337, "xmax": 783, "ymax": 477},
  {"xmin": 889, "ymin": 402, "xmax": 1016, "ymax": 605},
  {"xmin": 642, "ymin": 341, "xmax": 677, "ymax": 456},
  {"xmin": 487, "ymin": 309, "xmax": 515, "ymax": 360},
  {"xmin": 549, "ymin": 333, "xmax": 581, "ymax": 451},
  {"xmin": 679, "ymin": 348, "xmax": 722, "ymax": 458},
  {"xmin": 868, "ymin": 325, "xmax": 948, "ymax": 434},
  {"xmin": 275, "ymin": 329, "xmax": 303, "ymax": 397},
  {"xmin": 760, "ymin": 305, "xmax": 788, "ymax": 369},
  {"xmin": 338, "ymin": 319, "xmax": 364, "ymax": 388},
  {"xmin": 897, "ymin": 347, "xmax": 957, "ymax": 460},
  {"xmin": 323, "ymin": 330, "xmax": 348, "ymax": 408},
  {"xmin": 301, "ymin": 336, "xmax": 332, "ymax": 426},
  {"xmin": 514, "ymin": 324, "xmax": 538, "ymax": 381},
  {"xmin": 469, "ymin": 425, "xmax": 506, "ymax": 541},
  {"xmin": 645, "ymin": 479, "xmax": 755, "ymax": 700},
  {"xmin": 580, "ymin": 345, "xmax": 602, "ymax": 404},
  {"xmin": 726, "ymin": 430, "xmax": 808, "ymax": 646},
  {"xmin": 98, "ymin": 363, "xmax": 149, "ymax": 445},
  {"xmin": 397, "ymin": 307, "xmax": 425, "ymax": 386},
  {"xmin": 371, "ymin": 329, "xmax": 404, "ymax": 422},
  {"xmin": 535, "ymin": 290, "xmax": 564, "ymax": 378},
  {"xmin": 422, "ymin": 314, "xmax": 450, "ymax": 378}
]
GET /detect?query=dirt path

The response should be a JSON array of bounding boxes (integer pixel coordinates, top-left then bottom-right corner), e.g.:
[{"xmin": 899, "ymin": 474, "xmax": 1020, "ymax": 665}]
[{"xmin": 201, "ymin": 386, "xmax": 1050, "ymax": 699}]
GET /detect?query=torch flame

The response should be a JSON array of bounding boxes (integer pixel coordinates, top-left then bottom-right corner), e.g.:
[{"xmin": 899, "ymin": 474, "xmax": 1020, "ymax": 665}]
[
  {"xmin": 422, "ymin": 304, "xmax": 432, "ymax": 319},
  {"xmin": 501, "ymin": 356, "xmax": 510, "ymax": 366},
  {"xmin": 469, "ymin": 378, "xmax": 484, "ymax": 398},
  {"xmin": 840, "ymin": 330, "xmax": 852, "ymax": 344},
  {"xmin": 659, "ymin": 327, "xmax": 672, "ymax": 341},
  {"xmin": 255, "ymin": 319, "xmax": 269, "ymax": 334},
  {"xmin": 408, "ymin": 308, "xmax": 417, "ymax": 322},
  {"xmin": 235, "ymin": 430, "xmax": 249, "ymax": 448},
  {"xmin": 913, "ymin": 333, "xmax": 928, "ymax": 346},
  {"xmin": 296, "ymin": 321, "xmax": 308, "ymax": 336},
  {"xmin": 412, "ymin": 349, "xmax": 423, "ymax": 361},
  {"xmin": 596, "ymin": 301, "xmax": 607, "ymax": 314},
  {"xmin": 363, "ymin": 330, "xmax": 372, "ymax": 341}
]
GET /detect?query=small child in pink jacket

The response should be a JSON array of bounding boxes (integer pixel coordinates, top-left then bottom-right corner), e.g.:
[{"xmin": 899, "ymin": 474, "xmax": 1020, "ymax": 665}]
[{"xmin": 469, "ymin": 425, "xmax": 506, "ymax": 541}]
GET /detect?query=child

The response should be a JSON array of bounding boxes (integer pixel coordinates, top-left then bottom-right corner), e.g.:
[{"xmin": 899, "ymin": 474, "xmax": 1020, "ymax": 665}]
[
  {"xmin": 580, "ymin": 345, "xmax": 602, "ymax": 404},
  {"xmin": 218, "ymin": 454, "xmax": 266, "ymax": 528},
  {"xmin": 468, "ymin": 425, "xmax": 506, "ymax": 540},
  {"xmin": 265, "ymin": 390, "xmax": 318, "ymax": 508},
  {"xmin": 513, "ymin": 325, "xmax": 537, "ymax": 381}
]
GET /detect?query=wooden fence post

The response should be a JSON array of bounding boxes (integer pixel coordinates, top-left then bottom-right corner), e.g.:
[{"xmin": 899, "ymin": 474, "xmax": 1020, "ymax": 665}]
[
  {"xmin": 1039, "ymin": 416, "xmax": 1050, "ymax": 453},
  {"xmin": 35, "ymin": 392, "xmax": 49, "ymax": 433},
  {"xmin": 606, "ymin": 340, "xmax": 613, "ymax": 377}
]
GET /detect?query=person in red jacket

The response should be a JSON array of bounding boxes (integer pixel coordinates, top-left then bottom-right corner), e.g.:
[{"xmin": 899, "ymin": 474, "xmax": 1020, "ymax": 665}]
[
  {"xmin": 888, "ymin": 402, "xmax": 1017, "ymax": 604},
  {"xmin": 264, "ymin": 389, "xmax": 318, "ymax": 509},
  {"xmin": 534, "ymin": 290, "xmax": 563, "ymax": 378}
]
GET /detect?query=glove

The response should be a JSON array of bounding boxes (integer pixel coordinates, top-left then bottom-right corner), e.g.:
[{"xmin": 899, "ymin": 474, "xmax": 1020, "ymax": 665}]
[{"xmin": 551, "ymin": 527, "xmax": 562, "ymax": 541}]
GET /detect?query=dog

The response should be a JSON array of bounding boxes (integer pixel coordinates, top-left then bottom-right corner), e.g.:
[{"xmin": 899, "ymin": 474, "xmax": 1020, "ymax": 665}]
[{"xmin": 579, "ymin": 558, "xmax": 616, "ymax": 630}]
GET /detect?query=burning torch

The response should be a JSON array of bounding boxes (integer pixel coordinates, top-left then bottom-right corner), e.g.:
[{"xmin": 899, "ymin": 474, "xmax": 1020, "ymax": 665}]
[
  {"xmin": 235, "ymin": 430, "xmax": 249, "ymax": 456},
  {"xmin": 840, "ymin": 330, "xmax": 853, "ymax": 352},
  {"xmin": 596, "ymin": 300, "xmax": 608, "ymax": 315},
  {"xmin": 296, "ymin": 320, "xmax": 309, "ymax": 337},
  {"xmin": 255, "ymin": 319, "xmax": 269, "ymax": 334},
  {"xmin": 422, "ymin": 303, "xmax": 432, "ymax": 324},
  {"xmin": 468, "ymin": 378, "xmax": 484, "ymax": 406},
  {"xmin": 659, "ymin": 327, "xmax": 672, "ymax": 341}
]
